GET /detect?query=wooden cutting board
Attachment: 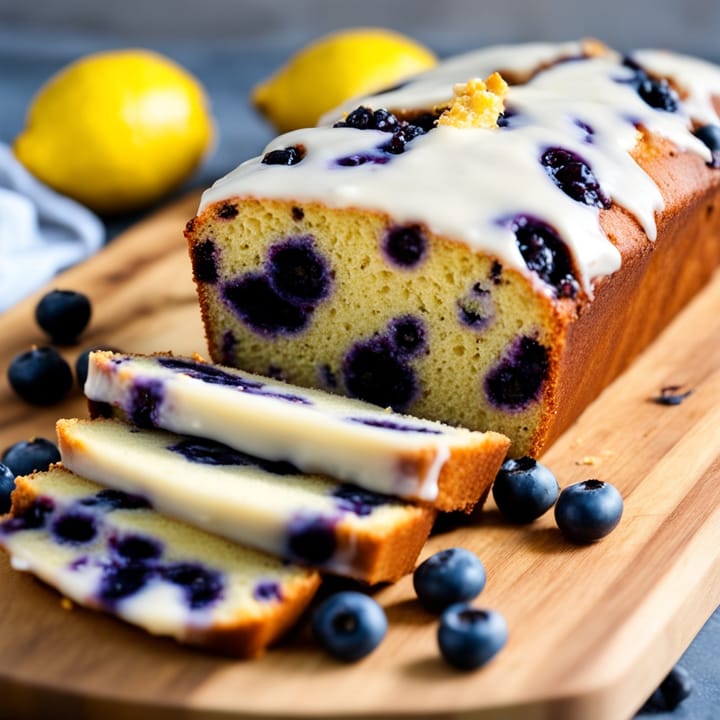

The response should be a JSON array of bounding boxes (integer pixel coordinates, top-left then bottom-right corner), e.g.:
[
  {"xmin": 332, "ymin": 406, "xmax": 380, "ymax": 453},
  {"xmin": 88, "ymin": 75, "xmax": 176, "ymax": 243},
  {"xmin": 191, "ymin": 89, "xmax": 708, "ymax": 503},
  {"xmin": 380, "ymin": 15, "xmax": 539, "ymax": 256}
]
[{"xmin": 1, "ymin": 191, "xmax": 719, "ymax": 720}]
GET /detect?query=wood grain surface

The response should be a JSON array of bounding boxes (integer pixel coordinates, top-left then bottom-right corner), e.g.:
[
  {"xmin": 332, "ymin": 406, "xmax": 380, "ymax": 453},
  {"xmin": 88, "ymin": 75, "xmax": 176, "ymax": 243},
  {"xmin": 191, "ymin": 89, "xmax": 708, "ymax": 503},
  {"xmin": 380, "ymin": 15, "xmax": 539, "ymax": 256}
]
[{"xmin": 1, "ymin": 191, "xmax": 719, "ymax": 720}]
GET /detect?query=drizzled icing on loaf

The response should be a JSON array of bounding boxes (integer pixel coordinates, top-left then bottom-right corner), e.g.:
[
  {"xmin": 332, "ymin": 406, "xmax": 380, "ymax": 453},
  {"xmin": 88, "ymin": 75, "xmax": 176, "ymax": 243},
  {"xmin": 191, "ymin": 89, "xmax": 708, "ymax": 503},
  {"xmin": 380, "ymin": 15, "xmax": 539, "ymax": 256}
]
[{"xmin": 200, "ymin": 40, "xmax": 720, "ymax": 296}]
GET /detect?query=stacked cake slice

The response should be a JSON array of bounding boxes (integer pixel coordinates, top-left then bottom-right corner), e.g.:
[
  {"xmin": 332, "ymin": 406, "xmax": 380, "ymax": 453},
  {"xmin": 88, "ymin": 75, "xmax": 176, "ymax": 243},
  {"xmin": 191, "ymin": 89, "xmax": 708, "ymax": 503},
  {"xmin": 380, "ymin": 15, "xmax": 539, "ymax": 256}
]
[{"xmin": 0, "ymin": 351, "xmax": 509, "ymax": 657}]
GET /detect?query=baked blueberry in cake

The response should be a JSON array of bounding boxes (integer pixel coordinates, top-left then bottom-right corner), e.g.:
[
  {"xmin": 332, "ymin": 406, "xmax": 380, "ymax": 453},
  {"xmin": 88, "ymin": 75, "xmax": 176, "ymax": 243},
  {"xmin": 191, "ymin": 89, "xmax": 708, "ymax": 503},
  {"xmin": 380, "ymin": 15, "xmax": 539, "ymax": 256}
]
[
  {"xmin": 84, "ymin": 350, "xmax": 510, "ymax": 512},
  {"xmin": 56, "ymin": 417, "xmax": 436, "ymax": 583},
  {"xmin": 0, "ymin": 466, "xmax": 320, "ymax": 657},
  {"xmin": 184, "ymin": 40, "xmax": 720, "ymax": 457}
]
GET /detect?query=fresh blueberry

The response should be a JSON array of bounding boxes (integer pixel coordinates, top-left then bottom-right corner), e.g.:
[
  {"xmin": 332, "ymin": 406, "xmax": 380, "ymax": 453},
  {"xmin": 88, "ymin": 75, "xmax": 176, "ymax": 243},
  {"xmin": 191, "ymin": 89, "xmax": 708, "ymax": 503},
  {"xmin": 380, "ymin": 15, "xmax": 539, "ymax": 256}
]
[
  {"xmin": 2, "ymin": 438, "xmax": 60, "ymax": 477},
  {"xmin": 508, "ymin": 215, "xmax": 579, "ymax": 298},
  {"xmin": 413, "ymin": 547, "xmax": 486, "ymax": 613},
  {"xmin": 311, "ymin": 590, "xmax": 388, "ymax": 661},
  {"xmin": 640, "ymin": 664, "xmax": 694, "ymax": 712},
  {"xmin": 437, "ymin": 603, "xmax": 508, "ymax": 670},
  {"xmin": 622, "ymin": 59, "xmax": 679, "ymax": 112},
  {"xmin": 0, "ymin": 463, "xmax": 14, "ymax": 514},
  {"xmin": 7, "ymin": 346, "xmax": 73, "ymax": 405},
  {"xmin": 492, "ymin": 457, "xmax": 559, "ymax": 523},
  {"xmin": 554, "ymin": 479, "xmax": 623, "ymax": 542},
  {"xmin": 75, "ymin": 345, "xmax": 120, "ymax": 389},
  {"xmin": 261, "ymin": 145, "xmax": 305, "ymax": 166},
  {"xmin": 540, "ymin": 147, "xmax": 610, "ymax": 208},
  {"xmin": 484, "ymin": 335, "xmax": 550, "ymax": 411},
  {"xmin": 35, "ymin": 289, "xmax": 91, "ymax": 344},
  {"xmin": 693, "ymin": 124, "xmax": 720, "ymax": 168}
]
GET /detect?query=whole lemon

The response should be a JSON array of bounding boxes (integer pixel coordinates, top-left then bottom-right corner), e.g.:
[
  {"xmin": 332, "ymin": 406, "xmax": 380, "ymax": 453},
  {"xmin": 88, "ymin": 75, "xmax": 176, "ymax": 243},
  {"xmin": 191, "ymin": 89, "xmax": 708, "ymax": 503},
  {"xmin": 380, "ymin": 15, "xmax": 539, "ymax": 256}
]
[
  {"xmin": 252, "ymin": 28, "xmax": 437, "ymax": 133},
  {"xmin": 14, "ymin": 49, "xmax": 214, "ymax": 215}
]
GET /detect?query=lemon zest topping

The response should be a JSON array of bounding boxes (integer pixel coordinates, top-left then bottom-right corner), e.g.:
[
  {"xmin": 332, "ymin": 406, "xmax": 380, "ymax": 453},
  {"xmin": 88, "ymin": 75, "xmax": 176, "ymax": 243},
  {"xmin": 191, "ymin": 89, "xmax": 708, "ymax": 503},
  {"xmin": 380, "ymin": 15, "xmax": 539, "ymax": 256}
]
[{"xmin": 437, "ymin": 72, "xmax": 509, "ymax": 129}]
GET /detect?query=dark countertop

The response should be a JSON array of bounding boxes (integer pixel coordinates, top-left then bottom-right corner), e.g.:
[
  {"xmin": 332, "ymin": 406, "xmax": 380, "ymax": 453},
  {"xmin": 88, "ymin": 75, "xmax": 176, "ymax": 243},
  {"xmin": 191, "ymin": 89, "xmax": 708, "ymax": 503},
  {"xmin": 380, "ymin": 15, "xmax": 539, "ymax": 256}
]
[{"xmin": 0, "ymin": 27, "xmax": 718, "ymax": 720}]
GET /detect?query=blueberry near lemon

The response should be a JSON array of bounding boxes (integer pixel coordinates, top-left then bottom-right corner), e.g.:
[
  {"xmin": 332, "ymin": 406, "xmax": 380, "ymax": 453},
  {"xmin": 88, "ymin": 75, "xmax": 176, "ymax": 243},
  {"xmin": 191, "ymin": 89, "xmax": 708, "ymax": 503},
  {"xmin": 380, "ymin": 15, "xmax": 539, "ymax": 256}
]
[
  {"xmin": 311, "ymin": 590, "xmax": 387, "ymax": 661},
  {"xmin": 7, "ymin": 346, "xmax": 73, "ymax": 405},
  {"xmin": 554, "ymin": 479, "xmax": 623, "ymax": 542},
  {"xmin": 437, "ymin": 603, "xmax": 508, "ymax": 670},
  {"xmin": 413, "ymin": 547, "xmax": 486, "ymax": 613},
  {"xmin": 35, "ymin": 289, "xmax": 91, "ymax": 344},
  {"xmin": 492, "ymin": 456, "xmax": 559, "ymax": 523}
]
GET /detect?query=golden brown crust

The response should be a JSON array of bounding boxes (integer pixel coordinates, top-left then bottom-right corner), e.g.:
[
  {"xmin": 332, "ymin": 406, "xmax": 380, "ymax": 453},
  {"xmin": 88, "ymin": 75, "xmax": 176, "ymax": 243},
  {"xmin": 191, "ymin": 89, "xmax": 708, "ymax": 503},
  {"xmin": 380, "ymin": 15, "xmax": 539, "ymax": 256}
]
[
  {"xmin": 181, "ymin": 571, "xmax": 321, "ymax": 658},
  {"xmin": 435, "ymin": 431, "xmax": 511, "ymax": 512},
  {"xmin": 335, "ymin": 505, "xmax": 436, "ymax": 585},
  {"xmin": 536, "ymin": 140, "xmax": 720, "ymax": 455}
]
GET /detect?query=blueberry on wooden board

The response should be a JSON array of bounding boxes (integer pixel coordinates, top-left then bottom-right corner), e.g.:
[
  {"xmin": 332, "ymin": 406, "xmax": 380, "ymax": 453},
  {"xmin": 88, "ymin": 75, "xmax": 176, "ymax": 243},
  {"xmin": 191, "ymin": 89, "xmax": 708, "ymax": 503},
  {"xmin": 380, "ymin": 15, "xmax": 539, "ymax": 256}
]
[
  {"xmin": 35, "ymin": 289, "xmax": 91, "ymax": 344},
  {"xmin": 413, "ymin": 547, "xmax": 487, "ymax": 613},
  {"xmin": 554, "ymin": 479, "xmax": 623, "ymax": 542},
  {"xmin": 492, "ymin": 456, "xmax": 559, "ymax": 523},
  {"xmin": 8, "ymin": 346, "xmax": 73, "ymax": 405},
  {"xmin": 311, "ymin": 591, "xmax": 387, "ymax": 661},
  {"xmin": 437, "ymin": 603, "xmax": 508, "ymax": 670},
  {"xmin": 2, "ymin": 438, "xmax": 60, "ymax": 477}
]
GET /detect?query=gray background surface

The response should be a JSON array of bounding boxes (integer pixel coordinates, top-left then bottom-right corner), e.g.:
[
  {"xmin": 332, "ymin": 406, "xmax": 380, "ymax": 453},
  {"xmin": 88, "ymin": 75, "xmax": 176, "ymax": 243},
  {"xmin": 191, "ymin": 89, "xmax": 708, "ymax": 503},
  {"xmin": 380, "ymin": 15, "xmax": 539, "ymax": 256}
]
[{"xmin": 0, "ymin": 3, "xmax": 719, "ymax": 718}]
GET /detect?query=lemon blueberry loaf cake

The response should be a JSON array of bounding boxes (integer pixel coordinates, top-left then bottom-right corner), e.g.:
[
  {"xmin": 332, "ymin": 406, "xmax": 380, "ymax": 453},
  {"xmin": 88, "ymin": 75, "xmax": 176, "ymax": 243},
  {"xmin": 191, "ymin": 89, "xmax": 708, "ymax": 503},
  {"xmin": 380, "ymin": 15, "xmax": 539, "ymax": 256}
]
[
  {"xmin": 83, "ymin": 350, "xmax": 510, "ymax": 512},
  {"xmin": 0, "ymin": 466, "xmax": 321, "ymax": 657},
  {"xmin": 56, "ymin": 417, "xmax": 436, "ymax": 584},
  {"xmin": 185, "ymin": 40, "xmax": 720, "ymax": 456}
]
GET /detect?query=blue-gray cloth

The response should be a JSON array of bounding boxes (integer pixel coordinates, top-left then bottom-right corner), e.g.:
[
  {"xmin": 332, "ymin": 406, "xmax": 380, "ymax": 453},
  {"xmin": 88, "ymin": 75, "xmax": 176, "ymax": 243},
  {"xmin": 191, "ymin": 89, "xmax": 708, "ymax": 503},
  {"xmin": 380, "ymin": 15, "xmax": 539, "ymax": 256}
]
[{"xmin": 0, "ymin": 142, "xmax": 104, "ymax": 311}]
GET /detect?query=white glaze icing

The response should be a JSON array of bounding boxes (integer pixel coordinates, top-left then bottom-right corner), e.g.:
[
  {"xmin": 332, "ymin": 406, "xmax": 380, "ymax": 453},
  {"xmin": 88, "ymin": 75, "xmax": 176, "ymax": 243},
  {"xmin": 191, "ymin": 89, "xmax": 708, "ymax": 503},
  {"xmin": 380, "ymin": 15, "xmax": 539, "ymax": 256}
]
[
  {"xmin": 84, "ymin": 352, "xmax": 490, "ymax": 504},
  {"xmin": 58, "ymin": 418, "xmax": 425, "ymax": 581},
  {"xmin": 200, "ymin": 41, "xmax": 720, "ymax": 293}
]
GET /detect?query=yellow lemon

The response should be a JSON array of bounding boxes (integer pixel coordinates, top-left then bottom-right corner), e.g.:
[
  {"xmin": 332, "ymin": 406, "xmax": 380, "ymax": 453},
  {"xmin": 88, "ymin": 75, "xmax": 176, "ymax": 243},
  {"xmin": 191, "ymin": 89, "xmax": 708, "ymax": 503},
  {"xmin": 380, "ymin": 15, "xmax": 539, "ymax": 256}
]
[
  {"xmin": 252, "ymin": 28, "xmax": 437, "ymax": 133},
  {"xmin": 14, "ymin": 49, "xmax": 214, "ymax": 215}
]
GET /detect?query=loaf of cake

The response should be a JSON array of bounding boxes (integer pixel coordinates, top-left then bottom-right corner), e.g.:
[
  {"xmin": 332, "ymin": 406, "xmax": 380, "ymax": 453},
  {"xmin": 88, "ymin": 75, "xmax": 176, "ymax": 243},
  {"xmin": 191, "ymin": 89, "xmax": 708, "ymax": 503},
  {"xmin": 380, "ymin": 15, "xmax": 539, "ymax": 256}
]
[
  {"xmin": 56, "ymin": 417, "xmax": 436, "ymax": 583},
  {"xmin": 185, "ymin": 40, "xmax": 720, "ymax": 457},
  {"xmin": 0, "ymin": 466, "xmax": 321, "ymax": 657},
  {"xmin": 83, "ymin": 350, "xmax": 510, "ymax": 512}
]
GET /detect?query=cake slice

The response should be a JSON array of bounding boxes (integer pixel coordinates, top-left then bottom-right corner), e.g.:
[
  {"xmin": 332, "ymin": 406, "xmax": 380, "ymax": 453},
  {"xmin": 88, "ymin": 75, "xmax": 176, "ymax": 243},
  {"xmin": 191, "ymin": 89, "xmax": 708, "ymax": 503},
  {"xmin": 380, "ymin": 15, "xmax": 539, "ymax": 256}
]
[
  {"xmin": 0, "ymin": 466, "xmax": 320, "ymax": 657},
  {"xmin": 84, "ymin": 351, "xmax": 510, "ymax": 512},
  {"xmin": 56, "ymin": 418, "xmax": 435, "ymax": 584}
]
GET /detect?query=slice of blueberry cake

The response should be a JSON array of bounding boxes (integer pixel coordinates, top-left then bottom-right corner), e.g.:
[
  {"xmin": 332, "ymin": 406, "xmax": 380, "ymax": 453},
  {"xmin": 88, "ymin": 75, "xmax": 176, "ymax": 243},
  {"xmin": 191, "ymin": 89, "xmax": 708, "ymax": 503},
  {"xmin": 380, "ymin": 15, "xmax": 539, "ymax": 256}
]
[
  {"xmin": 185, "ymin": 40, "xmax": 720, "ymax": 457},
  {"xmin": 57, "ymin": 418, "xmax": 436, "ymax": 584},
  {"xmin": 0, "ymin": 466, "xmax": 321, "ymax": 657},
  {"xmin": 84, "ymin": 351, "xmax": 510, "ymax": 512}
]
